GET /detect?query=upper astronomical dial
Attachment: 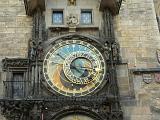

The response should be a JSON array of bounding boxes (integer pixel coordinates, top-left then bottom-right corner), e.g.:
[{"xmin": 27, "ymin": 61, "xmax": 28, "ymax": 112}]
[
  {"xmin": 43, "ymin": 40, "xmax": 106, "ymax": 97},
  {"xmin": 63, "ymin": 51, "xmax": 98, "ymax": 84}
]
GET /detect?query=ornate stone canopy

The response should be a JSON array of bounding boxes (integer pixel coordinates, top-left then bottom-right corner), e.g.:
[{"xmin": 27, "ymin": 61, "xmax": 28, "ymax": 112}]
[
  {"xmin": 99, "ymin": 0, "xmax": 122, "ymax": 15},
  {"xmin": 24, "ymin": 0, "xmax": 45, "ymax": 16},
  {"xmin": 24, "ymin": 0, "xmax": 122, "ymax": 16}
]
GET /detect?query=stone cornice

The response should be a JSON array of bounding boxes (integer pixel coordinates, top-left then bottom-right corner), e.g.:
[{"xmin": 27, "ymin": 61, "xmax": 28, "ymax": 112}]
[
  {"xmin": 24, "ymin": 0, "xmax": 45, "ymax": 16},
  {"xmin": 131, "ymin": 68, "xmax": 160, "ymax": 74},
  {"xmin": 99, "ymin": 0, "xmax": 122, "ymax": 15},
  {"xmin": 2, "ymin": 58, "xmax": 29, "ymax": 71}
]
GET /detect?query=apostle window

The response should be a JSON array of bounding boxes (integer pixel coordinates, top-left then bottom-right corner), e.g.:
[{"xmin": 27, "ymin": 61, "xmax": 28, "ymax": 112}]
[
  {"xmin": 52, "ymin": 10, "xmax": 64, "ymax": 24},
  {"xmin": 81, "ymin": 10, "xmax": 92, "ymax": 24}
]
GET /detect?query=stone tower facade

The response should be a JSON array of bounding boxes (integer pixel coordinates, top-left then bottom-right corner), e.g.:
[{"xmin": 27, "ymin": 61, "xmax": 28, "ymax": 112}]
[
  {"xmin": 0, "ymin": 1, "xmax": 32, "ymax": 96},
  {"xmin": 0, "ymin": 0, "xmax": 159, "ymax": 120},
  {"xmin": 115, "ymin": 0, "xmax": 160, "ymax": 119},
  {"xmin": 0, "ymin": 0, "xmax": 32, "ymax": 119}
]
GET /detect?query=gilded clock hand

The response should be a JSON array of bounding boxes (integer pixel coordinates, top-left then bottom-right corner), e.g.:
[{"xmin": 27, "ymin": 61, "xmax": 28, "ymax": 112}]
[
  {"xmin": 74, "ymin": 66, "xmax": 93, "ymax": 70},
  {"xmin": 70, "ymin": 64, "xmax": 84, "ymax": 74},
  {"xmin": 49, "ymin": 61, "xmax": 63, "ymax": 65},
  {"xmin": 71, "ymin": 66, "xmax": 101, "ymax": 72},
  {"xmin": 56, "ymin": 53, "xmax": 65, "ymax": 60},
  {"xmin": 51, "ymin": 62, "xmax": 62, "ymax": 65}
]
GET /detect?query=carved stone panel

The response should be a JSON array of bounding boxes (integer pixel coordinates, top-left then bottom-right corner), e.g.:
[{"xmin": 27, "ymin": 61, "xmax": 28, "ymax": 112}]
[
  {"xmin": 155, "ymin": 73, "xmax": 160, "ymax": 83},
  {"xmin": 143, "ymin": 74, "xmax": 153, "ymax": 84}
]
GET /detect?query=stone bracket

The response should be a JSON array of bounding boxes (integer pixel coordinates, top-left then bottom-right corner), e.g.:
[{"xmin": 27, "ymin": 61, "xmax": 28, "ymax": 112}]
[
  {"xmin": 24, "ymin": 0, "xmax": 45, "ymax": 16},
  {"xmin": 99, "ymin": 0, "xmax": 122, "ymax": 15}
]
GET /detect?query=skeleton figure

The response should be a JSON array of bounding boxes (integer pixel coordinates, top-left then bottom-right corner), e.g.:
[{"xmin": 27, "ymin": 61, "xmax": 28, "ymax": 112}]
[{"xmin": 68, "ymin": 0, "xmax": 76, "ymax": 5}]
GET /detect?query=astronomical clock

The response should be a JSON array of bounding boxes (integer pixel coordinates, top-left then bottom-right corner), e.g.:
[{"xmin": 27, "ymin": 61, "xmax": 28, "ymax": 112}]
[
  {"xmin": 43, "ymin": 40, "xmax": 106, "ymax": 97},
  {"xmin": 40, "ymin": 35, "xmax": 123, "ymax": 120},
  {"xmin": 0, "ymin": 0, "xmax": 123, "ymax": 119}
]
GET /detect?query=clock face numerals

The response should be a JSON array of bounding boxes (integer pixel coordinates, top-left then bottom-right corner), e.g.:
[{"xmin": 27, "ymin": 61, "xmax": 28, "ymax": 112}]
[{"xmin": 43, "ymin": 40, "xmax": 106, "ymax": 97}]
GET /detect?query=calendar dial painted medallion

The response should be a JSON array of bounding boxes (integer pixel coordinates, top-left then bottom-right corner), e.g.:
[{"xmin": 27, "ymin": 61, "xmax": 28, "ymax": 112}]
[{"xmin": 43, "ymin": 40, "xmax": 106, "ymax": 97}]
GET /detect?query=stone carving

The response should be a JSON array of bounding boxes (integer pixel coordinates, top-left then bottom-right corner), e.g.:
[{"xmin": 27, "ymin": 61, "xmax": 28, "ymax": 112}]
[
  {"xmin": 67, "ymin": 14, "xmax": 79, "ymax": 27},
  {"xmin": 29, "ymin": 39, "xmax": 36, "ymax": 60},
  {"xmin": 68, "ymin": 0, "xmax": 76, "ymax": 6},
  {"xmin": 156, "ymin": 49, "xmax": 160, "ymax": 64},
  {"xmin": 151, "ymin": 98, "xmax": 160, "ymax": 112},
  {"xmin": 67, "ymin": 14, "xmax": 79, "ymax": 32},
  {"xmin": 2, "ymin": 58, "xmax": 29, "ymax": 70},
  {"xmin": 157, "ymin": 16, "xmax": 160, "ymax": 31},
  {"xmin": 143, "ymin": 74, "xmax": 153, "ymax": 84},
  {"xmin": 155, "ymin": 73, "xmax": 160, "ymax": 83},
  {"xmin": 0, "ymin": 100, "xmax": 34, "ymax": 120},
  {"xmin": 112, "ymin": 42, "xmax": 120, "ymax": 62}
]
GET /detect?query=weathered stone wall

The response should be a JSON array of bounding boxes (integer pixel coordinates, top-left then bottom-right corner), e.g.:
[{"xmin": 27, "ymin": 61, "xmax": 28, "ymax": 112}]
[
  {"xmin": 0, "ymin": 0, "xmax": 33, "ymax": 74},
  {"xmin": 154, "ymin": 0, "xmax": 160, "ymax": 31},
  {"xmin": 114, "ymin": 0, "xmax": 160, "ymax": 119},
  {"xmin": 0, "ymin": 1, "xmax": 32, "ymax": 119},
  {"xmin": 0, "ymin": 0, "xmax": 32, "ymax": 60},
  {"xmin": 154, "ymin": 0, "xmax": 160, "ymax": 16},
  {"xmin": 114, "ymin": 0, "xmax": 160, "ymax": 68}
]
